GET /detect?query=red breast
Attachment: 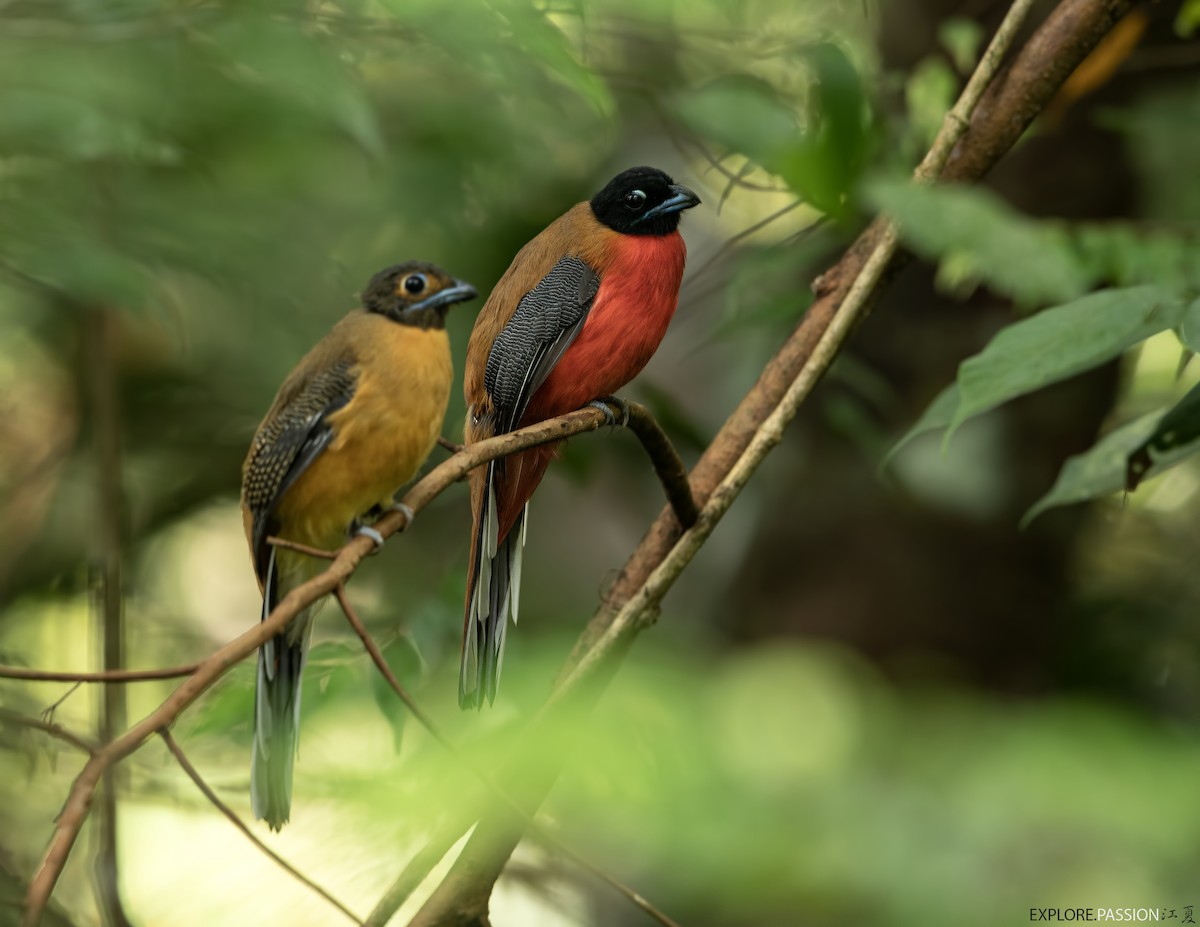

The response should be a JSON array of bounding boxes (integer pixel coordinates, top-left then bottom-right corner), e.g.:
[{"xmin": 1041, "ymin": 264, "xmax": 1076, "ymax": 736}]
[{"xmin": 522, "ymin": 231, "xmax": 687, "ymax": 425}]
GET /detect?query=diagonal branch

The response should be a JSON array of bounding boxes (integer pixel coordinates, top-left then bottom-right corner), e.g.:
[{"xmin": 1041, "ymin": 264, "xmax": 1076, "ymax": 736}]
[
  {"xmin": 583, "ymin": 0, "xmax": 1135, "ymax": 661},
  {"xmin": 397, "ymin": 1, "xmax": 1134, "ymax": 924},
  {"xmin": 335, "ymin": 587, "xmax": 683, "ymax": 927},
  {"xmin": 20, "ymin": 402, "xmax": 691, "ymax": 927},
  {"xmin": 158, "ymin": 729, "xmax": 364, "ymax": 925}
]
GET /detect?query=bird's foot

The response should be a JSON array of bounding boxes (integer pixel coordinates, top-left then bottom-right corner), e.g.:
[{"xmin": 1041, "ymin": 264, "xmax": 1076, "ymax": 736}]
[
  {"xmin": 387, "ymin": 502, "xmax": 416, "ymax": 529},
  {"xmin": 352, "ymin": 523, "xmax": 385, "ymax": 553},
  {"xmin": 587, "ymin": 396, "xmax": 629, "ymax": 428}
]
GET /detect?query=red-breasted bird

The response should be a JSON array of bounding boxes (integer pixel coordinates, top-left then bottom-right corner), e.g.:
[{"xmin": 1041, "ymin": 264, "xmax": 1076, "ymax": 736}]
[
  {"xmin": 460, "ymin": 166, "xmax": 700, "ymax": 708},
  {"xmin": 241, "ymin": 262, "xmax": 477, "ymax": 829}
]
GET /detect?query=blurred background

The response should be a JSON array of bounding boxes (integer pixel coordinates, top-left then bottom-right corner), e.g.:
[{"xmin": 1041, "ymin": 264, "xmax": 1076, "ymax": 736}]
[{"xmin": 1, "ymin": 1, "xmax": 1199, "ymax": 925}]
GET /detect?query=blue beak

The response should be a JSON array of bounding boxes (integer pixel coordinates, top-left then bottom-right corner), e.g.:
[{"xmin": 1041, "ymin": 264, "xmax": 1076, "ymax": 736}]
[
  {"xmin": 638, "ymin": 183, "xmax": 702, "ymax": 223},
  {"xmin": 409, "ymin": 279, "xmax": 478, "ymax": 313}
]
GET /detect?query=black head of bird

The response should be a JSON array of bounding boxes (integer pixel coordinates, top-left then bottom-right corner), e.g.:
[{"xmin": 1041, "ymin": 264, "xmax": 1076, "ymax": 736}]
[
  {"xmin": 362, "ymin": 261, "xmax": 478, "ymax": 329},
  {"xmin": 588, "ymin": 166, "xmax": 702, "ymax": 237}
]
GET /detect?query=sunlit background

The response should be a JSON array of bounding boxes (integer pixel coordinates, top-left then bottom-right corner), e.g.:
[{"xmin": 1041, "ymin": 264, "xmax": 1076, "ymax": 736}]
[{"xmin": 2, "ymin": 1, "xmax": 1199, "ymax": 925}]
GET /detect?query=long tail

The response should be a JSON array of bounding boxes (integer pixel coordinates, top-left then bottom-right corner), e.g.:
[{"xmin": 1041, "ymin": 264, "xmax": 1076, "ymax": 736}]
[
  {"xmin": 460, "ymin": 446, "xmax": 553, "ymax": 708},
  {"xmin": 251, "ymin": 548, "xmax": 314, "ymax": 830},
  {"xmin": 460, "ymin": 461, "xmax": 523, "ymax": 708}
]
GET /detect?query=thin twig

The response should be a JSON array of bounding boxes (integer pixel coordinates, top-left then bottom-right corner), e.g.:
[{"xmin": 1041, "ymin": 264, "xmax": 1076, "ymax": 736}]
[
  {"xmin": 681, "ymin": 218, "xmax": 833, "ymax": 312},
  {"xmin": 681, "ymin": 199, "xmax": 805, "ymax": 294},
  {"xmin": 334, "ymin": 588, "xmax": 683, "ymax": 927},
  {"xmin": 0, "ymin": 708, "xmax": 98, "ymax": 755},
  {"xmin": 158, "ymin": 729, "xmax": 364, "ymax": 925},
  {"xmin": 20, "ymin": 404, "xmax": 679, "ymax": 927},
  {"xmin": 437, "ymin": 436, "xmax": 464, "ymax": 454},
  {"xmin": 663, "ymin": 121, "xmax": 784, "ymax": 194},
  {"xmin": 623, "ymin": 403, "xmax": 698, "ymax": 529},
  {"xmin": 41, "ymin": 683, "xmax": 82, "ymax": 719},
  {"xmin": 0, "ymin": 664, "xmax": 200, "ymax": 683},
  {"xmin": 267, "ymin": 536, "xmax": 338, "ymax": 560}
]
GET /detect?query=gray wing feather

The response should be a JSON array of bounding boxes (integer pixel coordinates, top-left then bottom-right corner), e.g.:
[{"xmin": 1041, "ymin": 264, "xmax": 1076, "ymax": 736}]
[
  {"xmin": 484, "ymin": 256, "xmax": 600, "ymax": 433},
  {"xmin": 243, "ymin": 360, "xmax": 357, "ymax": 578}
]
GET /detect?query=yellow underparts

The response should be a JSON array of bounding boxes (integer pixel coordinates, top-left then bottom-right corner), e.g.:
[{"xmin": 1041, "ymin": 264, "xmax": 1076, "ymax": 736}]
[{"xmin": 273, "ymin": 317, "xmax": 452, "ymax": 553}]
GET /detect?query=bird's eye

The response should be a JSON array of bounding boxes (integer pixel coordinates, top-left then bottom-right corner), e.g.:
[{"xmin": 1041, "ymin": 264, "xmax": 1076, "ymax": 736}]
[
  {"xmin": 403, "ymin": 274, "xmax": 427, "ymax": 295},
  {"xmin": 622, "ymin": 189, "xmax": 647, "ymax": 210}
]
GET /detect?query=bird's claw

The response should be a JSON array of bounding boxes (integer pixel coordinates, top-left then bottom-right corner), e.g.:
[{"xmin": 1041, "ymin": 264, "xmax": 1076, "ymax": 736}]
[
  {"xmin": 354, "ymin": 524, "xmax": 386, "ymax": 552},
  {"xmin": 588, "ymin": 396, "xmax": 629, "ymax": 428},
  {"xmin": 388, "ymin": 502, "xmax": 415, "ymax": 528}
]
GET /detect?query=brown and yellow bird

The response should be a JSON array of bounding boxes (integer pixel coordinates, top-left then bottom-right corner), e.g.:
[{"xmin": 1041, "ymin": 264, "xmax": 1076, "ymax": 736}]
[
  {"xmin": 461, "ymin": 166, "xmax": 700, "ymax": 708},
  {"xmin": 241, "ymin": 262, "xmax": 477, "ymax": 829}
]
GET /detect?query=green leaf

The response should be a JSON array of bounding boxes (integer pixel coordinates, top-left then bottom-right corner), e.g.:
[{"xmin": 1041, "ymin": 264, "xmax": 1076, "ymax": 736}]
[
  {"xmin": 1176, "ymin": 0, "xmax": 1200, "ymax": 37},
  {"xmin": 1100, "ymin": 85, "xmax": 1200, "ymax": 222},
  {"xmin": 674, "ymin": 75, "xmax": 800, "ymax": 181},
  {"xmin": 186, "ymin": 661, "xmax": 255, "ymax": 739},
  {"xmin": 1023, "ymin": 411, "xmax": 1164, "ymax": 526},
  {"xmin": 952, "ymin": 286, "xmax": 1191, "ymax": 434},
  {"xmin": 882, "ymin": 383, "xmax": 960, "ymax": 469},
  {"xmin": 301, "ymin": 640, "xmax": 363, "ymax": 713},
  {"xmin": 866, "ymin": 180, "xmax": 1091, "ymax": 305},
  {"xmin": 1126, "ymin": 380, "xmax": 1200, "ymax": 490},
  {"xmin": 779, "ymin": 43, "xmax": 872, "ymax": 217},
  {"xmin": 1178, "ymin": 297, "xmax": 1200, "ymax": 352},
  {"xmin": 904, "ymin": 58, "xmax": 958, "ymax": 153},
  {"xmin": 675, "ymin": 44, "xmax": 871, "ymax": 218},
  {"xmin": 370, "ymin": 633, "xmax": 424, "ymax": 752},
  {"xmin": 938, "ymin": 18, "xmax": 984, "ymax": 74},
  {"xmin": 1073, "ymin": 224, "xmax": 1200, "ymax": 291}
]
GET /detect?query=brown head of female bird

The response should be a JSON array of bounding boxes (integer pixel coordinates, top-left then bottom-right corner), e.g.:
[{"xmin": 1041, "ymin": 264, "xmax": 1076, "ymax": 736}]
[
  {"xmin": 241, "ymin": 260, "xmax": 476, "ymax": 829},
  {"xmin": 460, "ymin": 166, "xmax": 700, "ymax": 708}
]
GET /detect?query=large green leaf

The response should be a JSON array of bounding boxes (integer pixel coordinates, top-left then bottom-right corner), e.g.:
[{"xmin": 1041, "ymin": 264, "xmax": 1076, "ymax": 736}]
[
  {"xmin": 951, "ymin": 286, "xmax": 1191, "ymax": 434},
  {"xmin": 867, "ymin": 180, "xmax": 1091, "ymax": 305},
  {"xmin": 885, "ymin": 286, "xmax": 1192, "ymax": 462},
  {"xmin": 868, "ymin": 181, "xmax": 1200, "ymax": 302}
]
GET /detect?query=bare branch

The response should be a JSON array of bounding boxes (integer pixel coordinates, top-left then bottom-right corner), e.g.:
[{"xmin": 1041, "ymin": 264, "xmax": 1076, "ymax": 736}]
[
  {"xmin": 267, "ymin": 536, "xmax": 339, "ymax": 561},
  {"xmin": 20, "ymin": 403, "xmax": 667, "ymax": 926},
  {"xmin": 0, "ymin": 665, "xmax": 200, "ymax": 683},
  {"xmin": 335, "ymin": 587, "xmax": 683, "ymax": 927},
  {"xmin": 681, "ymin": 199, "xmax": 805, "ymax": 294},
  {"xmin": 41, "ymin": 683, "xmax": 82, "ymax": 718},
  {"xmin": 158, "ymin": 729, "xmax": 364, "ymax": 925},
  {"xmin": 620, "ymin": 402, "xmax": 698, "ymax": 529},
  {"xmin": 0, "ymin": 708, "xmax": 98, "ymax": 755}
]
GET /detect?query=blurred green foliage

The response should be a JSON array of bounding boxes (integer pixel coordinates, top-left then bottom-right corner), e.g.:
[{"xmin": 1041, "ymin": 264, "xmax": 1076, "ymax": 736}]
[
  {"xmin": 1, "ymin": 1, "xmax": 1199, "ymax": 926},
  {"xmin": 878, "ymin": 177, "xmax": 1200, "ymax": 519}
]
